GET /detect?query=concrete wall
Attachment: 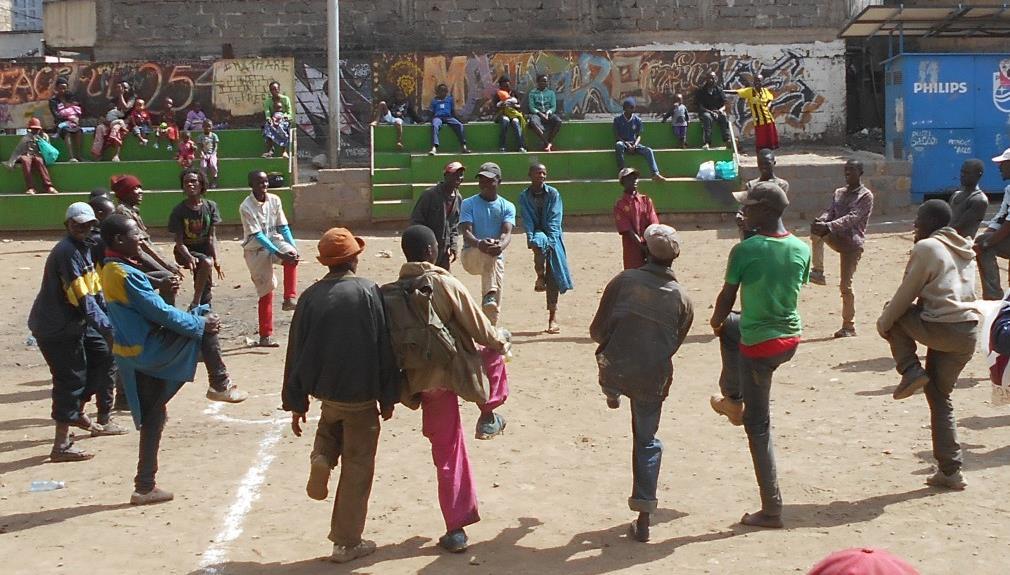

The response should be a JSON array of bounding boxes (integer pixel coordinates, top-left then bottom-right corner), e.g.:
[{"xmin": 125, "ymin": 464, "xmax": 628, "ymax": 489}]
[
  {"xmin": 293, "ymin": 158, "xmax": 912, "ymax": 230},
  {"xmin": 73, "ymin": 0, "xmax": 864, "ymax": 60}
]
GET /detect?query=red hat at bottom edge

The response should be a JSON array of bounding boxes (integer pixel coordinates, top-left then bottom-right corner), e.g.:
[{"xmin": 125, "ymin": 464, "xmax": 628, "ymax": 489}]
[{"xmin": 808, "ymin": 548, "xmax": 920, "ymax": 575}]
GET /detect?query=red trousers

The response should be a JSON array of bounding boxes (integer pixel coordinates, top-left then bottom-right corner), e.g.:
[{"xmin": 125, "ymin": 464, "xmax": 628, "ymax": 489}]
[
  {"xmin": 20, "ymin": 155, "xmax": 53, "ymax": 191},
  {"xmin": 256, "ymin": 261, "xmax": 297, "ymax": 337},
  {"xmin": 754, "ymin": 122, "xmax": 780, "ymax": 153}
]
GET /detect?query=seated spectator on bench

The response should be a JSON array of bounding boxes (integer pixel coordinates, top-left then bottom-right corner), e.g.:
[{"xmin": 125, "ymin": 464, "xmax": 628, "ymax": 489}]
[
  {"xmin": 373, "ymin": 87, "xmax": 421, "ymax": 150},
  {"xmin": 495, "ymin": 75, "xmax": 526, "ymax": 153},
  {"xmin": 527, "ymin": 74, "xmax": 562, "ymax": 152},
  {"xmin": 49, "ymin": 77, "xmax": 83, "ymax": 163},
  {"xmin": 153, "ymin": 98, "xmax": 179, "ymax": 151},
  {"xmin": 92, "ymin": 82, "xmax": 135, "ymax": 162},
  {"xmin": 6, "ymin": 117, "xmax": 58, "ymax": 195},
  {"xmin": 263, "ymin": 81, "xmax": 293, "ymax": 158},
  {"xmin": 696, "ymin": 72, "xmax": 731, "ymax": 150},
  {"xmin": 429, "ymin": 83, "xmax": 470, "ymax": 156},
  {"xmin": 614, "ymin": 98, "xmax": 667, "ymax": 182},
  {"xmin": 129, "ymin": 99, "xmax": 153, "ymax": 146}
]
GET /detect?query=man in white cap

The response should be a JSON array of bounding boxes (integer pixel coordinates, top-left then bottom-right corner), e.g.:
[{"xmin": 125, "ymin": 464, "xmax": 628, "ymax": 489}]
[
  {"xmin": 709, "ymin": 181, "xmax": 810, "ymax": 528},
  {"xmin": 590, "ymin": 223, "xmax": 694, "ymax": 542},
  {"xmin": 460, "ymin": 161, "xmax": 515, "ymax": 325},
  {"xmin": 974, "ymin": 148, "xmax": 1010, "ymax": 299},
  {"xmin": 411, "ymin": 161, "xmax": 464, "ymax": 270},
  {"xmin": 28, "ymin": 202, "xmax": 127, "ymax": 463}
]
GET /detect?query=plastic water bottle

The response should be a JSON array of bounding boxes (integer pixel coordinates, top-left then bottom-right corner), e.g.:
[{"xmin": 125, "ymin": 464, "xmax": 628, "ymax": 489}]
[
  {"xmin": 29, "ymin": 480, "xmax": 65, "ymax": 492},
  {"xmin": 24, "ymin": 335, "xmax": 36, "ymax": 347}
]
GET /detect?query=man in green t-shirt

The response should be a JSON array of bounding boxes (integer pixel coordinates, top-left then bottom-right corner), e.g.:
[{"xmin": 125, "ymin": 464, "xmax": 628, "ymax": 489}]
[{"xmin": 709, "ymin": 181, "xmax": 810, "ymax": 529}]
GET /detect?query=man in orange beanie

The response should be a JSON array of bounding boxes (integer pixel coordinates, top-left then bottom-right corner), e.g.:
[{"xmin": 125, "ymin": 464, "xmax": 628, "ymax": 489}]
[
  {"xmin": 282, "ymin": 227, "xmax": 399, "ymax": 564},
  {"xmin": 111, "ymin": 174, "xmax": 181, "ymax": 305}
]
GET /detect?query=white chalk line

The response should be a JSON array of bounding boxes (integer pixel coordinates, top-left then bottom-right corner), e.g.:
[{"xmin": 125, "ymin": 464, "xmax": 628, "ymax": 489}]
[{"xmin": 197, "ymin": 419, "xmax": 285, "ymax": 573}]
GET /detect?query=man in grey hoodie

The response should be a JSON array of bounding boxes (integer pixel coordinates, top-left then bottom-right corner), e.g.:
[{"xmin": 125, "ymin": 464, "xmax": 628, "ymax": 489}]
[{"xmin": 877, "ymin": 199, "xmax": 980, "ymax": 490}]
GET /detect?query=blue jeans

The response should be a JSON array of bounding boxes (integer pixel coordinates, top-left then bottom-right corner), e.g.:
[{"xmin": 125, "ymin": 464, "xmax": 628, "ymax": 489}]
[
  {"xmin": 718, "ymin": 312, "xmax": 796, "ymax": 515},
  {"xmin": 629, "ymin": 398, "xmax": 663, "ymax": 513},
  {"xmin": 431, "ymin": 117, "xmax": 466, "ymax": 148},
  {"xmin": 498, "ymin": 117, "xmax": 525, "ymax": 149},
  {"xmin": 615, "ymin": 141, "xmax": 660, "ymax": 175}
]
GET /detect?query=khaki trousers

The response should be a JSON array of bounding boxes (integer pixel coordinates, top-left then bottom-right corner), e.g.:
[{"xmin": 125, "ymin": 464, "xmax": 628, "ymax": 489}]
[
  {"xmin": 812, "ymin": 234, "xmax": 863, "ymax": 329},
  {"xmin": 461, "ymin": 247, "xmax": 505, "ymax": 325},
  {"xmin": 885, "ymin": 308, "xmax": 977, "ymax": 475},
  {"xmin": 311, "ymin": 400, "xmax": 380, "ymax": 546}
]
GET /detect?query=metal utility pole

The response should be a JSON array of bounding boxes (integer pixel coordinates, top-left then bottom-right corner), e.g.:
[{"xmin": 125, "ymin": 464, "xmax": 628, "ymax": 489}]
[{"xmin": 327, "ymin": 0, "xmax": 341, "ymax": 167}]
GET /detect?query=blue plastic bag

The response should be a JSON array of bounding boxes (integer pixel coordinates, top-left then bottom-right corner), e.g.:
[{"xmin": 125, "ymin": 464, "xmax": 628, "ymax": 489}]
[{"xmin": 715, "ymin": 160, "xmax": 738, "ymax": 180}]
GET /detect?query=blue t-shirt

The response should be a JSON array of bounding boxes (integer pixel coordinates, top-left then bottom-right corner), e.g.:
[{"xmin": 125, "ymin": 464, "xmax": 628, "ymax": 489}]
[
  {"xmin": 431, "ymin": 96, "xmax": 455, "ymax": 119},
  {"xmin": 461, "ymin": 194, "xmax": 516, "ymax": 241},
  {"xmin": 614, "ymin": 113, "xmax": 643, "ymax": 142}
]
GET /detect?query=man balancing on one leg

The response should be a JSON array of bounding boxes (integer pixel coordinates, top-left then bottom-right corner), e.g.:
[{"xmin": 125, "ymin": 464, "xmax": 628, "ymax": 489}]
[
  {"xmin": 519, "ymin": 163, "xmax": 573, "ymax": 334},
  {"xmin": 239, "ymin": 170, "xmax": 300, "ymax": 347},
  {"xmin": 29, "ymin": 202, "xmax": 129, "ymax": 462},
  {"xmin": 877, "ymin": 200, "xmax": 980, "ymax": 490},
  {"xmin": 737, "ymin": 149, "xmax": 790, "ymax": 239},
  {"xmin": 590, "ymin": 224, "xmax": 693, "ymax": 542},
  {"xmin": 390, "ymin": 225, "xmax": 511, "ymax": 553},
  {"xmin": 709, "ymin": 182, "xmax": 810, "ymax": 528},
  {"xmin": 809, "ymin": 159, "xmax": 874, "ymax": 338},
  {"xmin": 100, "ymin": 214, "xmax": 244, "ymax": 505},
  {"xmin": 282, "ymin": 228, "xmax": 400, "ymax": 564}
]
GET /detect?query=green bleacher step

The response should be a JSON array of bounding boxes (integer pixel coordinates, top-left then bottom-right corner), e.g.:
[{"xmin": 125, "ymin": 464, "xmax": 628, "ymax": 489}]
[
  {"xmin": 373, "ymin": 153, "xmax": 411, "ymax": 169},
  {"xmin": 373, "ymin": 121, "xmax": 727, "ymax": 154},
  {"xmin": 0, "ymin": 187, "xmax": 293, "ymax": 231},
  {"xmin": 372, "ymin": 198, "xmax": 413, "ymax": 221},
  {"xmin": 372, "ymin": 168, "xmax": 412, "ymax": 184},
  {"xmin": 0, "ymin": 129, "xmax": 277, "ymax": 162},
  {"xmin": 405, "ymin": 148, "xmax": 734, "ymax": 183},
  {"xmin": 372, "ymin": 184, "xmax": 413, "ymax": 201},
  {"xmin": 0, "ymin": 157, "xmax": 290, "ymax": 194}
]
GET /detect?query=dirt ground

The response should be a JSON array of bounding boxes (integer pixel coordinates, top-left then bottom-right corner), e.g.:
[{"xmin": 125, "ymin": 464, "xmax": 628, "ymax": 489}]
[{"xmin": 2, "ymin": 214, "xmax": 1009, "ymax": 575}]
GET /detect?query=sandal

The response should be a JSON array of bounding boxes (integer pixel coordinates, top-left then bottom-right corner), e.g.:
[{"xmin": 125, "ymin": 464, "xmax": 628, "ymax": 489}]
[
  {"xmin": 261, "ymin": 152, "xmax": 274, "ymax": 158},
  {"xmin": 25, "ymin": 188, "xmax": 36, "ymax": 195},
  {"xmin": 50, "ymin": 444, "xmax": 95, "ymax": 462},
  {"xmin": 46, "ymin": 187, "xmax": 60, "ymax": 194}
]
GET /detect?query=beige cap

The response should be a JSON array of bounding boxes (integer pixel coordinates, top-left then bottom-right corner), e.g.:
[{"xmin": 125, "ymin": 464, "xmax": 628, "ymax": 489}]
[{"xmin": 644, "ymin": 223, "xmax": 681, "ymax": 260}]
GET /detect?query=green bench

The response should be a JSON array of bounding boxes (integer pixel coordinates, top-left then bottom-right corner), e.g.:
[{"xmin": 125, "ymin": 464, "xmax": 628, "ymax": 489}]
[
  {"xmin": 371, "ymin": 121, "xmax": 739, "ymax": 221},
  {"xmin": 0, "ymin": 128, "xmax": 294, "ymax": 231},
  {"xmin": 0, "ymin": 187, "xmax": 294, "ymax": 231},
  {"xmin": 0, "ymin": 128, "xmax": 272, "ymax": 163}
]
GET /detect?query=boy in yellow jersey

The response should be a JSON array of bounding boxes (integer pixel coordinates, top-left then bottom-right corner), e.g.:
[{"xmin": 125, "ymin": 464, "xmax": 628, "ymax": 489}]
[{"xmin": 731, "ymin": 74, "xmax": 778, "ymax": 154}]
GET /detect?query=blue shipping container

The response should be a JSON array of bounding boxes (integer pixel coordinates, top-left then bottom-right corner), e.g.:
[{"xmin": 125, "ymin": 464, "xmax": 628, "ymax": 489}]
[{"xmin": 885, "ymin": 53, "xmax": 1010, "ymax": 200}]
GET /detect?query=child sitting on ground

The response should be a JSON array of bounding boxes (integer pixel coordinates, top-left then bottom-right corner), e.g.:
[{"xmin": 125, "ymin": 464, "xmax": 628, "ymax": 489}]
[
  {"xmin": 129, "ymin": 99, "xmax": 152, "ymax": 146},
  {"xmin": 176, "ymin": 131, "xmax": 197, "ymax": 168},
  {"xmin": 154, "ymin": 98, "xmax": 179, "ymax": 151},
  {"xmin": 661, "ymin": 94, "xmax": 690, "ymax": 149},
  {"xmin": 198, "ymin": 119, "xmax": 220, "ymax": 189}
]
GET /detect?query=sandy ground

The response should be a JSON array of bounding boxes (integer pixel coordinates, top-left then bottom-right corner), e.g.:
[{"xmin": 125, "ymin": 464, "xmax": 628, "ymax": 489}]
[{"xmin": 1, "ymin": 214, "xmax": 1009, "ymax": 575}]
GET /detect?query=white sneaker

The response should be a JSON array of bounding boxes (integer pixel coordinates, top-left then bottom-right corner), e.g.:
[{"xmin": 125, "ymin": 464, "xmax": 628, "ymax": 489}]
[
  {"xmin": 428, "ymin": 147, "xmax": 437, "ymax": 156},
  {"xmin": 702, "ymin": 143, "xmax": 710, "ymax": 150},
  {"xmin": 130, "ymin": 486, "xmax": 174, "ymax": 505},
  {"xmin": 206, "ymin": 385, "xmax": 248, "ymax": 403}
]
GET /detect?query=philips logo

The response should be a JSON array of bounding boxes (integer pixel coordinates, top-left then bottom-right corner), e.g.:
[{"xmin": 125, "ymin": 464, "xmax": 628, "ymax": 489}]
[{"xmin": 913, "ymin": 82, "xmax": 968, "ymax": 94}]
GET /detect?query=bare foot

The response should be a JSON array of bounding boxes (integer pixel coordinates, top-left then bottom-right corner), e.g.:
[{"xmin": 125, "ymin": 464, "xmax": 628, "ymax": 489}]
[{"xmin": 740, "ymin": 511, "xmax": 783, "ymax": 528}]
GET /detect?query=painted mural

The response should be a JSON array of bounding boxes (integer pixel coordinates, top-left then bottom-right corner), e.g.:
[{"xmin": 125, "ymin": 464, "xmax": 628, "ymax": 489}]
[{"xmin": 0, "ymin": 58, "xmax": 295, "ymax": 131}]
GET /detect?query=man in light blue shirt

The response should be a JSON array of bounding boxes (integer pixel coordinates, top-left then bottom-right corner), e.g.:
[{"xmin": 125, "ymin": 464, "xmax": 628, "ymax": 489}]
[
  {"xmin": 460, "ymin": 162, "xmax": 515, "ymax": 325},
  {"xmin": 975, "ymin": 148, "xmax": 1010, "ymax": 299}
]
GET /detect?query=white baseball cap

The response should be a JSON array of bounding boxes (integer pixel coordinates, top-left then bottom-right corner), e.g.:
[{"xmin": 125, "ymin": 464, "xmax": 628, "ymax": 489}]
[
  {"xmin": 992, "ymin": 148, "xmax": 1010, "ymax": 163},
  {"xmin": 65, "ymin": 202, "xmax": 97, "ymax": 224}
]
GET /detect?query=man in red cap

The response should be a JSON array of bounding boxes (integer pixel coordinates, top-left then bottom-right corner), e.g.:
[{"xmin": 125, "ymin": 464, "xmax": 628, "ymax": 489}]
[
  {"xmin": 283, "ymin": 227, "xmax": 399, "ymax": 564},
  {"xmin": 410, "ymin": 161, "xmax": 464, "ymax": 270},
  {"xmin": 6, "ymin": 117, "xmax": 58, "ymax": 195},
  {"xmin": 111, "ymin": 174, "xmax": 181, "ymax": 305},
  {"xmin": 614, "ymin": 167, "xmax": 659, "ymax": 270},
  {"xmin": 808, "ymin": 548, "xmax": 920, "ymax": 575}
]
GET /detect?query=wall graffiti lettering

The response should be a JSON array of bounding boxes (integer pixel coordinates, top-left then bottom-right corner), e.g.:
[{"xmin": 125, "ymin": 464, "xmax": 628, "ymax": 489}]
[{"xmin": 0, "ymin": 58, "xmax": 294, "ymax": 130}]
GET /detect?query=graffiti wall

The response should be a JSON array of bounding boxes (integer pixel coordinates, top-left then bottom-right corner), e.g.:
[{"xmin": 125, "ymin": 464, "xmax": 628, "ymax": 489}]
[
  {"xmin": 293, "ymin": 55, "xmax": 373, "ymax": 165},
  {"xmin": 375, "ymin": 50, "xmax": 723, "ymax": 121},
  {"xmin": 0, "ymin": 57, "xmax": 295, "ymax": 130}
]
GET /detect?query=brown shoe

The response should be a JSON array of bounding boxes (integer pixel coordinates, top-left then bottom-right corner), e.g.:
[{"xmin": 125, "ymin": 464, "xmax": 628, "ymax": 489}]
[
  {"xmin": 306, "ymin": 457, "xmax": 331, "ymax": 501},
  {"xmin": 710, "ymin": 395, "xmax": 744, "ymax": 426},
  {"xmin": 893, "ymin": 366, "xmax": 929, "ymax": 400}
]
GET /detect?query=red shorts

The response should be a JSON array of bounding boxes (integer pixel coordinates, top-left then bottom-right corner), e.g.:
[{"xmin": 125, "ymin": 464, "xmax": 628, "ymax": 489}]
[{"xmin": 754, "ymin": 122, "xmax": 779, "ymax": 152}]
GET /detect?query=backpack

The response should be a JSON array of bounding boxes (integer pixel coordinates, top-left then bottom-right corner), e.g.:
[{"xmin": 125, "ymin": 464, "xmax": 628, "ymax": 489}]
[{"xmin": 381, "ymin": 272, "xmax": 458, "ymax": 371}]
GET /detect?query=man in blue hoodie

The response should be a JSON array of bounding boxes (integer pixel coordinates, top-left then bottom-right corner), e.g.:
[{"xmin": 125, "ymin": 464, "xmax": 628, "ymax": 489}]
[{"xmin": 518, "ymin": 163, "xmax": 572, "ymax": 334}]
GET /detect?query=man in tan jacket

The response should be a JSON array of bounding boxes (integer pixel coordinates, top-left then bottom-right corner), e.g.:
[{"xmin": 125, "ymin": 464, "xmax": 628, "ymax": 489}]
[
  {"xmin": 877, "ymin": 199, "xmax": 980, "ymax": 491},
  {"xmin": 395, "ymin": 224, "xmax": 510, "ymax": 554}
]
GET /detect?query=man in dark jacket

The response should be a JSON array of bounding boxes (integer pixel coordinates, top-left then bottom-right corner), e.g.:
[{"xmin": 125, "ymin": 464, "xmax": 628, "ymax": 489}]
[
  {"xmin": 695, "ymin": 72, "xmax": 731, "ymax": 150},
  {"xmin": 29, "ymin": 202, "xmax": 128, "ymax": 463},
  {"xmin": 590, "ymin": 223, "xmax": 694, "ymax": 543},
  {"xmin": 411, "ymin": 161, "xmax": 464, "ymax": 269},
  {"xmin": 282, "ymin": 227, "xmax": 400, "ymax": 564}
]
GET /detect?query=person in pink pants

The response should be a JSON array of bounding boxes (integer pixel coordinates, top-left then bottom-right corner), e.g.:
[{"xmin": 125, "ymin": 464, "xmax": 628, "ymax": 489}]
[{"xmin": 395, "ymin": 224, "xmax": 510, "ymax": 554}]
